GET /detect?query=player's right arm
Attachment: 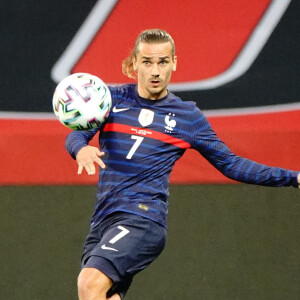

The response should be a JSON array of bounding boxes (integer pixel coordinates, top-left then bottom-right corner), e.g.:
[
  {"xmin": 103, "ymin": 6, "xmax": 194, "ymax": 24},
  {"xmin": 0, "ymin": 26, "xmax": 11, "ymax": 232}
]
[
  {"xmin": 65, "ymin": 128, "xmax": 105, "ymax": 175},
  {"xmin": 76, "ymin": 146, "xmax": 105, "ymax": 175},
  {"xmin": 66, "ymin": 86, "xmax": 119, "ymax": 175}
]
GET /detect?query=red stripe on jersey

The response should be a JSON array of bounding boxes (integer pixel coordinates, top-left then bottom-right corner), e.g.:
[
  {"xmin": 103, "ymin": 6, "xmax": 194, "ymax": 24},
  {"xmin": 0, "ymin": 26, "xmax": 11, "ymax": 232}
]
[{"xmin": 103, "ymin": 123, "xmax": 191, "ymax": 149}]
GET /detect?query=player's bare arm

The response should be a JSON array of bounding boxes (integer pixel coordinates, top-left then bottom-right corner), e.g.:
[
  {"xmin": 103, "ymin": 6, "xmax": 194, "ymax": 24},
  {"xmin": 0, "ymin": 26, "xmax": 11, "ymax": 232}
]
[{"xmin": 76, "ymin": 145, "xmax": 106, "ymax": 175}]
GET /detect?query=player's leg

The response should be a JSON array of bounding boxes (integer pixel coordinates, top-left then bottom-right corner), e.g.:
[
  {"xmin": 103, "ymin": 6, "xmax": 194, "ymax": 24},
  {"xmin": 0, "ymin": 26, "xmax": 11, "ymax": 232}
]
[
  {"xmin": 77, "ymin": 267, "xmax": 122, "ymax": 300},
  {"xmin": 108, "ymin": 294, "xmax": 121, "ymax": 300},
  {"xmin": 78, "ymin": 267, "xmax": 112, "ymax": 300},
  {"xmin": 79, "ymin": 212, "xmax": 166, "ymax": 299}
]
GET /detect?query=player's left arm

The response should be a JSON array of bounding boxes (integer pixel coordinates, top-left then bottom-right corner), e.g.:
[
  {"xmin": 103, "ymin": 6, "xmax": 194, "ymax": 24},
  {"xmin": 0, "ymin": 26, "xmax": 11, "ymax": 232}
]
[{"xmin": 190, "ymin": 111, "xmax": 300, "ymax": 188}]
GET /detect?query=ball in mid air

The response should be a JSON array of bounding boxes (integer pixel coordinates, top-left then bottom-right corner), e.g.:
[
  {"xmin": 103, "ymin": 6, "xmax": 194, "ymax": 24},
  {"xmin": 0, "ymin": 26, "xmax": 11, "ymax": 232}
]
[{"xmin": 52, "ymin": 73, "xmax": 111, "ymax": 130}]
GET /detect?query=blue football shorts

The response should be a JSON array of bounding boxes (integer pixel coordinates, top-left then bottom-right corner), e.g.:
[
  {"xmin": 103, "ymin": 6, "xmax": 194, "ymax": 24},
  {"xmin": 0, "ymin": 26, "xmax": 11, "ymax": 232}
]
[{"xmin": 81, "ymin": 212, "xmax": 167, "ymax": 299}]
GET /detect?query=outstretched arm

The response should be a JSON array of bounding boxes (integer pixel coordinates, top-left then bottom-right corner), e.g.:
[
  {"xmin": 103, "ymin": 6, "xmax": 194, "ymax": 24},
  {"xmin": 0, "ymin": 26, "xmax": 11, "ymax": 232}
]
[{"xmin": 191, "ymin": 113, "xmax": 299, "ymax": 188}]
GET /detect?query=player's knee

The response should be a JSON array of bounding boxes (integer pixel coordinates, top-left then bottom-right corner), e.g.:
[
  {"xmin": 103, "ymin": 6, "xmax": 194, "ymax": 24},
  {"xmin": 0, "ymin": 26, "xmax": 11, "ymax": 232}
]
[
  {"xmin": 108, "ymin": 294, "xmax": 122, "ymax": 300},
  {"xmin": 77, "ymin": 271, "xmax": 94, "ymax": 294},
  {"xmin": 78, "ymin": 268, "xmax": 112, "ymax": 299}
]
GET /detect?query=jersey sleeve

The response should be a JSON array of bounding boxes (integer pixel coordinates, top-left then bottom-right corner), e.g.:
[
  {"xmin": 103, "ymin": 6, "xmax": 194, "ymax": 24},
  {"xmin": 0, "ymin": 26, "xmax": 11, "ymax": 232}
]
[
  {"xmin": 189, "ymin": 107, "xmax": 299, "ymax": 188},
  {"xmin": 65, "ymin": 128, "xmax": 99, "ymax": 159}
]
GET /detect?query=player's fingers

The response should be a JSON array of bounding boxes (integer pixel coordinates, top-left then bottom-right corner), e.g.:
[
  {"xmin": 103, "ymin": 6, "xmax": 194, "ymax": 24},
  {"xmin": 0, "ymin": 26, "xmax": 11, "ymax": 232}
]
[
  {"xmin": 85, "ymin": 161, "xmax": 96, "ymax": 175},
  {"xmin": 94, "ymin": 156, "xmax": 106, "ymax": 169},
  {"xmin": 95, "ymin": 148, "xmax": 105, "ymax": 157},
  {"xmin": 77, "ymin": 164, "xmax": 83, "ymax": 175}
]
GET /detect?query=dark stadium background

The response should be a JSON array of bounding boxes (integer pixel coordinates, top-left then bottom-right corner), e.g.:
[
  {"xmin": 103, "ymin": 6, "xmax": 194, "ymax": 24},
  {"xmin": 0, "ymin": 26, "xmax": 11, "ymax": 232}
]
[{"xmin": 1, "ymin": 0, "xmax": 300, "ymax": 299}]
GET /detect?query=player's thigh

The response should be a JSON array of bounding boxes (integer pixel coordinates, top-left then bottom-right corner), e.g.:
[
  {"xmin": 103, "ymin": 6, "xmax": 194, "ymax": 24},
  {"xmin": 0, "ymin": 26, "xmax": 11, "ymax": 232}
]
[
  {"xmin": 81, "ymin": 213, "xmax": 166, "ymax": 299},
  {"xmin": 88, "ymin": 213, "xmax": 167, "ymax": 277}
]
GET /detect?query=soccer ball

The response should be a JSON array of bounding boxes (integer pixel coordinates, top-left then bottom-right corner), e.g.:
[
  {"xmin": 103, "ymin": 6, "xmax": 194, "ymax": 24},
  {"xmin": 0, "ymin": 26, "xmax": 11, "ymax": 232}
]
[{"xmin": 52, "ymin": 73, "xmax": 111, "ymax": 130}]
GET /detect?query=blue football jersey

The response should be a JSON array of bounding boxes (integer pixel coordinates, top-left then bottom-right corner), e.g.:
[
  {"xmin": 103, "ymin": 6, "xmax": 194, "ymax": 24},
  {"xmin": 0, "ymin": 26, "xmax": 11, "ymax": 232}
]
[{"xmin": 65, "ymin": 84, "xmax": 299, "ymax": 228}]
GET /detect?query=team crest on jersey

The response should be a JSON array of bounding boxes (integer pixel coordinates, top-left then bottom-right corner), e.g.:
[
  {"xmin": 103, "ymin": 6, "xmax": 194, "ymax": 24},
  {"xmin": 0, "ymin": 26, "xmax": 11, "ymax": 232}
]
[
  {"xmin": 165, "ymin": 113, "xmax": 176, "ymax": 133},
  {"xmin": 138, "ymin": 109, "xmax": 154, "ymax": 127}
]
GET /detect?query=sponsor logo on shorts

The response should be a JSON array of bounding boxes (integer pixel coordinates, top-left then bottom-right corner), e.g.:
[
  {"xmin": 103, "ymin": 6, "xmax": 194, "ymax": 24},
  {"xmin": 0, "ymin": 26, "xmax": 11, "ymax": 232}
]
[
  {"xmin": 138, "ymin": 203, "xmax": 149, "ymax": 211},
  {"xmin": 101, "ymin": 244, "xmax": 118, "ymax": 252}
]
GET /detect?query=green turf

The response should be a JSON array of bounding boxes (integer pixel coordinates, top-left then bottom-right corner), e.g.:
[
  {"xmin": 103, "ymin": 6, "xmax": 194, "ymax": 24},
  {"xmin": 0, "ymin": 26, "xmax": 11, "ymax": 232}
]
[{"xmin": 0, "ymin": 184, "xmax": 299, "ymax": 299}]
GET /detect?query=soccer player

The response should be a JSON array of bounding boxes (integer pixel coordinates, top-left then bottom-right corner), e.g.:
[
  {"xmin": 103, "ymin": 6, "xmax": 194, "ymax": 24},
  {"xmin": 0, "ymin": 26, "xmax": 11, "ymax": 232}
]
[{"xmin": 65, "ymin": 29, "xmax": 300, "ymax": 300}]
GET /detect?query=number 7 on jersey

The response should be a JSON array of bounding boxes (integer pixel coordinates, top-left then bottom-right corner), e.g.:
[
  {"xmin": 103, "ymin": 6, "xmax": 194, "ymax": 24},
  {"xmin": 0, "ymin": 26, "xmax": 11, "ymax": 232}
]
[{"xmin": 126, "ymin": 135, "xmax": 144, "ymax": 159}]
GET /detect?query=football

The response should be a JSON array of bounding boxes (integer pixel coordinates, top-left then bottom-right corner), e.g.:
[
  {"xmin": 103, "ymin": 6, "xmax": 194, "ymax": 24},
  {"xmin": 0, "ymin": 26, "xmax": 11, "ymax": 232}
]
[{"xmin": 52, "ymin": 73, "xmax": 111, "ymax": 130}]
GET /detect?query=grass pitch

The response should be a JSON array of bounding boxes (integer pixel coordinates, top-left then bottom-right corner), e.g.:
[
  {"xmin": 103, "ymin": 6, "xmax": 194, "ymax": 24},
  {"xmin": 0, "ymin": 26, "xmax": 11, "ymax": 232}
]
[{"xmin": 0, "ymin": 184, "xmax": 299, "ymax": 299}]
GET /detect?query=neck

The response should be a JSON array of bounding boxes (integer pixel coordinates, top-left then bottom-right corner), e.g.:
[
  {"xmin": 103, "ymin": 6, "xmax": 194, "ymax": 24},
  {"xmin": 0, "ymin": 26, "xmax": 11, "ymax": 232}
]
[{"xmin": 137, "ymin": 86, "xmax": 167, "ymax": 100}]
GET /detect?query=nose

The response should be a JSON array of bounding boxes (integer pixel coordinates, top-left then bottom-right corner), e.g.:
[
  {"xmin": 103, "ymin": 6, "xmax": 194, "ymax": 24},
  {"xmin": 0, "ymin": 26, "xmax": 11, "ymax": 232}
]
[{"xmin": 151, "ymin": 63, "xmax": 159, "ymax": 77}]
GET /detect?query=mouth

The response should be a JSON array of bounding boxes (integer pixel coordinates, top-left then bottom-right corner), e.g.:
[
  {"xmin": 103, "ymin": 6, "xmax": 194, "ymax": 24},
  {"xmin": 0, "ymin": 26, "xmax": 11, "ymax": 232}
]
[{"xmin": 150, "ymin": 80, "xmax": 160, "ymax": 87}]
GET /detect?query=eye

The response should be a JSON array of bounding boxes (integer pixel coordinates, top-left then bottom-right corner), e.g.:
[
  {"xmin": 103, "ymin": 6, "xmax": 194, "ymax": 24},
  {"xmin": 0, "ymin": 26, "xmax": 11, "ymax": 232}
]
[{"xmin": 160, "ymin": 60, "xmax": 168, "ymax": 65}]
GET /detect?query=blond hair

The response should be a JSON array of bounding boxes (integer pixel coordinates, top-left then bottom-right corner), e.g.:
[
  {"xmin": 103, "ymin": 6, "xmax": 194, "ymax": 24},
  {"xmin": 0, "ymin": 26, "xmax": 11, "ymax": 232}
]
[{"xmin": 122, "ymin": 29, "xmax": 175, "ymax": 79}]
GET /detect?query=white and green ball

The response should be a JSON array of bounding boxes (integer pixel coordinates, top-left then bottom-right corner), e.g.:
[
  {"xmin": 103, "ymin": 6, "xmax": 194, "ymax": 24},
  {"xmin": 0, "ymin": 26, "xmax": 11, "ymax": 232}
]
[{"xmin": 52, "ymin": 73, "xmax": 111, "ymax": 130}]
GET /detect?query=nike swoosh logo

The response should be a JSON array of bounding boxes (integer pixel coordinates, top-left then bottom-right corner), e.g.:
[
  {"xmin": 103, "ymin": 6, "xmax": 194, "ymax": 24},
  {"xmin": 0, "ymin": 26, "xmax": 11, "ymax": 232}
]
[
  {"xmin": 112, "ymin": 106, "xmax": 130, "ymax": 113},
  {"xmin": 101, "ymin": 244, "xmax": 118, "ymax": 252}
]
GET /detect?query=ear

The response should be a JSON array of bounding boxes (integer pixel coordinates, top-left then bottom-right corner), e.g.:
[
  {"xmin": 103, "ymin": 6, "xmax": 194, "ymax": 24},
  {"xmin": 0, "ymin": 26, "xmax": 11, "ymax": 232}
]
[
  {"xmin": 132, "ymin": 56, "xmax": 137, "ymax": 71},
  {"xmin": 172, "ymin": 56, "xmax": 177, "ymax": 71}
]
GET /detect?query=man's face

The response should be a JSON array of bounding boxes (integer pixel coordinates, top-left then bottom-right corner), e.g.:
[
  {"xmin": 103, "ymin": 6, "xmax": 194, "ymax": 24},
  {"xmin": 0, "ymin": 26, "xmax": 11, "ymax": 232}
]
[{"xmin": 133, "ymin": 42, "xmax": 177, "ymax": 100}]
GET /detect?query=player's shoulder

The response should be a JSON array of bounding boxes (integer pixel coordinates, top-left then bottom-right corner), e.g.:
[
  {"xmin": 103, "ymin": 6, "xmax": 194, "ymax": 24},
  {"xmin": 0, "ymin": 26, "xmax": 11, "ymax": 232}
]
[
  {"xmin": 108, "ymin": 84, "xmax": 134, "ymax": 97},
  {"xmin": 108, "ymin": 84, "xmax": 136, "ymax": 107},
  {"xmin": 168, "ymin": 92, "xmax": 203, "ymax": 116}
]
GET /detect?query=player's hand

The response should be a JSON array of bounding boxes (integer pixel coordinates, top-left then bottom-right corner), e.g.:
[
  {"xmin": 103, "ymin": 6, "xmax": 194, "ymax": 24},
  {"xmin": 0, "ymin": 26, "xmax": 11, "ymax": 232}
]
[{"xmin": 76, "ymin": 146, "xmax": 106, "ymax": 175}]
